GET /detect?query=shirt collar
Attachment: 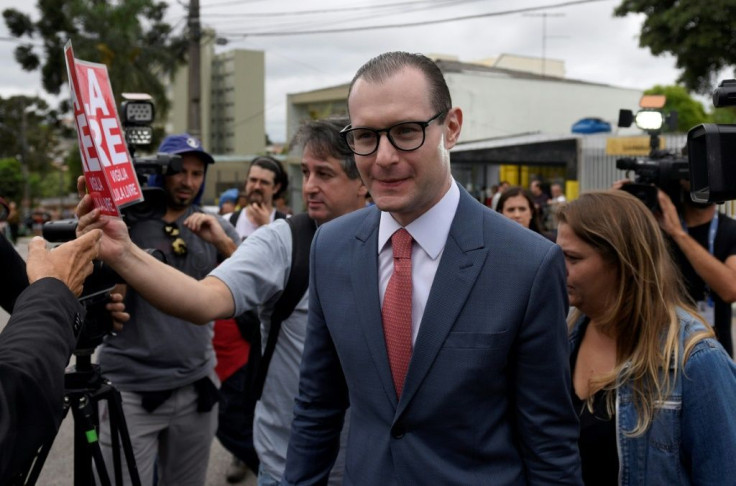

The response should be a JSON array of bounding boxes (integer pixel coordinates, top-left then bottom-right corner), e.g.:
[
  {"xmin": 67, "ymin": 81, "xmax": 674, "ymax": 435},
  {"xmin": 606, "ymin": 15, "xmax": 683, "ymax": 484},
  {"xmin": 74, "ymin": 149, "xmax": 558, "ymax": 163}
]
[{"xmin": 378, "ymin": 179, "xmax": 460, "ymax": 260}]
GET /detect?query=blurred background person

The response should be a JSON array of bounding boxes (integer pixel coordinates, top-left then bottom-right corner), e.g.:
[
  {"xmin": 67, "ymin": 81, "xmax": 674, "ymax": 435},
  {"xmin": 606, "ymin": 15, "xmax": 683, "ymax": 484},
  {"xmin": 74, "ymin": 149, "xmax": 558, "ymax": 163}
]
[
  {"xmin": 218, "ymin": 188, "xmax": 239, "ymax": 216},
  {"xmin": 226, "ymin": 156, "xmax": 289, "ymax": 239},
  {"xmin": 490, "ymin": 180, "xmax": 509, "ymax": 210},
  {"xmin": 557, "ymin": 190, "xmax": 736, "ymax": 486},
  {"xmin": 496, "ymin": 186, "xmax": 555, "ymax": 241}
]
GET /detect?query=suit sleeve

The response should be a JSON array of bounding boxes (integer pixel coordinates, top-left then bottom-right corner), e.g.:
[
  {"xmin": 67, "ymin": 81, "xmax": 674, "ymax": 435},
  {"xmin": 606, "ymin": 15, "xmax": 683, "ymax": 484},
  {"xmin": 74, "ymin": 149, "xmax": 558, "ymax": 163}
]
[
  {"xmin": 282, "ymin": 227, "xmax": 348, "ymax": 486},
  {"xmin": 0, "ymin": 278, "xmax": 81, "ymax": 483},
  {"xmin": 513, "ymin": 244, "xmax": 583, "ymax": 484}
]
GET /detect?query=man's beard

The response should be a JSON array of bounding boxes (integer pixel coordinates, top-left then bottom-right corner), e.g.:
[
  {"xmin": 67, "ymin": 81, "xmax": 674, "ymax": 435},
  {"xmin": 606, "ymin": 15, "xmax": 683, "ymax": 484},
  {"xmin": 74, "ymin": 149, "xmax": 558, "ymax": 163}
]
[
  {"xmin": 166, "ymin": 191, "xmax": 194, "ymax": 210},
  {"xmin": 246, "ymin": 190, "xmax": 264, "ymax": 205}
]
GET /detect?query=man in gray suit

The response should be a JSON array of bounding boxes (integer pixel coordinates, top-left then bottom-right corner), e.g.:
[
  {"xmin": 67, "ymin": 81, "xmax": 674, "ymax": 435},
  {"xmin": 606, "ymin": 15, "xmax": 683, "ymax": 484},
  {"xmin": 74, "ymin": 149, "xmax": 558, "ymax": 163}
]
[{"xmin": 282, "ymin": 52, "xmax": 582, "ymax": 485}]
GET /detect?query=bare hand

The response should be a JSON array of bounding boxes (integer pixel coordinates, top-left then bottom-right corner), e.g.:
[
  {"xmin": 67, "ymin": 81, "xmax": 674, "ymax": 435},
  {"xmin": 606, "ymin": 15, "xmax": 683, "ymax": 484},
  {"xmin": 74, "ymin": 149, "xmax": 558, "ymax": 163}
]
[
  {"xmin": 611, "ymin": 179, "xmax": 632, "ymax": 191},
  {"xmin": 183, "ymin": 212, "xmax": 227, "ymax": 244},
  {"xmin": 655, "ymin": 189, "xmax": 685, "ymax": 238},
  {"xmin": 26, "ymin": 230, "xmax": 101, "ymax": 296},
  {"xmin": 75, "ymin": 176, "xmax": 132, "ymax": 263},
  {"xmin": 246, "ymin": 203, "xmax": 271, "ymax": 227},
  {"xmin": 106, "ymin": 291, "xmax": 129, "ymax": 332}
]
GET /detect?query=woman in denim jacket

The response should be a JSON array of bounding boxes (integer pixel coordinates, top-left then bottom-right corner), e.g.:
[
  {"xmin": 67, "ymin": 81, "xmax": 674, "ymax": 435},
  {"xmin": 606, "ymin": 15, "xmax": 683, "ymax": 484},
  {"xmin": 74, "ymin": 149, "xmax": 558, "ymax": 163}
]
[{"xmin": 557, "ymin": 190, "xmax": 736, "ymax": 485}]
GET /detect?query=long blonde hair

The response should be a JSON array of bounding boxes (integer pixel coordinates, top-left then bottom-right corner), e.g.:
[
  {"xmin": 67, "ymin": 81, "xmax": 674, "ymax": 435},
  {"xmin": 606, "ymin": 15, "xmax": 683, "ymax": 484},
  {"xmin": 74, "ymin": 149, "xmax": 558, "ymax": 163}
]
[{"xmin": 557, "ymin": 190, "xmax": 713, "ymax": 435}]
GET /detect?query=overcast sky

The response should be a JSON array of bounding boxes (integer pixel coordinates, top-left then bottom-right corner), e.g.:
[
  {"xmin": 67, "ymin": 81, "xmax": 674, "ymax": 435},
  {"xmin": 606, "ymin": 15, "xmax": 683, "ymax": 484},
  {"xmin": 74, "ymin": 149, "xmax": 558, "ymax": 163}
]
[{"xmin": 0, "ymin": 0, "xmax": 685, "ymax": 143}]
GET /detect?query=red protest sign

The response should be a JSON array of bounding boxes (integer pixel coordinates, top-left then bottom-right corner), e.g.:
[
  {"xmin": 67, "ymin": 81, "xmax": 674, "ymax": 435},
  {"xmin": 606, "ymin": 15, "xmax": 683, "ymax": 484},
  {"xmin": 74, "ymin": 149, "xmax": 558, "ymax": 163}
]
[{"xmin": 64, "ymin": 41, "xmax": 143, "ymax": 216}]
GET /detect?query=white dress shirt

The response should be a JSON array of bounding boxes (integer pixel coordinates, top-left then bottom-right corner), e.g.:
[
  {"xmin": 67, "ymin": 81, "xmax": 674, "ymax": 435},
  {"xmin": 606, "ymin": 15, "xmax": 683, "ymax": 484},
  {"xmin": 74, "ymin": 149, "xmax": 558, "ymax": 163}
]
[{"xmin": 378, "ymin": 180, "xmax": 460, "ymax": 345}]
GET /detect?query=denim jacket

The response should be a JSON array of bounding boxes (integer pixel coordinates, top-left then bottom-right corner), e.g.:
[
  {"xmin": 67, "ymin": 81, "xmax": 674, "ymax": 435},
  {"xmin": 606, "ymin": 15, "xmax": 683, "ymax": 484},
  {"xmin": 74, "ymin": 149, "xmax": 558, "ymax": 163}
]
[{"xmin": 569, "ymin": 309, "xmax": 736, "ymax": 486}]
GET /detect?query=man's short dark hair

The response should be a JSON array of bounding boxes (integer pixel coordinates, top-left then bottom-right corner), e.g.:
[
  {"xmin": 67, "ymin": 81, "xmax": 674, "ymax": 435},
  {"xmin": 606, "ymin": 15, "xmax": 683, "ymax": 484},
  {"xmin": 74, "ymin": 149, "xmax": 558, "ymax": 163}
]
[
  {"xmin": 348, "ymin": 52, "xmax": 452, "ymax": 122},
  {"xmin": 291, "ymin": 117, "xmax": 360, "ymax": 180},
  {"xmin": 249, "ymin": 156, "xmax": 288, "ymax": 197}
]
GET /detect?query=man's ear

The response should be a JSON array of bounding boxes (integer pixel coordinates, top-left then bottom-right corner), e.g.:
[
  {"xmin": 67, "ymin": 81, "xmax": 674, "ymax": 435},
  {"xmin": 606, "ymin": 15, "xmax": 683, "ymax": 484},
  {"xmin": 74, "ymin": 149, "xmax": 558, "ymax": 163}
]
[
  {"xmin": 444, "ymin": 107, "xmax": 463, "ymax": 149},
  {"xmin": 273, "ymin": 183, "xmax": 282, "ymax": 197},
  {"xmin": 358, "ymin": 183, "xmax": 369, "ymax": 198}
]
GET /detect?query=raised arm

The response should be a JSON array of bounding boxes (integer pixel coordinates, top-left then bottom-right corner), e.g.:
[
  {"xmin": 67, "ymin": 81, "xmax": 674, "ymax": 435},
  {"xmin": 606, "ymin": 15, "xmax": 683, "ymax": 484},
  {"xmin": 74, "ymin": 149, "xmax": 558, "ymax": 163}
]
[{"xmin": 75, "ymin": 181, "xmax": 235, "ymax": 324}]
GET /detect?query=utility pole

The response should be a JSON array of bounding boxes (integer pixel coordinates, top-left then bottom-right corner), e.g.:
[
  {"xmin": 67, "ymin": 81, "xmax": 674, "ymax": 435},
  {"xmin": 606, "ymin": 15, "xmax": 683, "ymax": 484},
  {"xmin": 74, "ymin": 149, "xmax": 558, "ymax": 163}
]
[
  {"xmin": 19, "ymin": 98, "xmax": 30, "ymax": 214},
  {"xmin": 187, "ymin": 0, "xmax": 201, "ymax": 137}
]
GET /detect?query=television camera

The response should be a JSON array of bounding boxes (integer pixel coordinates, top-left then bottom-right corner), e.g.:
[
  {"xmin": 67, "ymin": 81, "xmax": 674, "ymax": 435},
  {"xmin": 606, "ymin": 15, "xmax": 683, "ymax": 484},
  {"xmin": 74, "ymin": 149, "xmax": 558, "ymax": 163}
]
[
  {"xmin": 687, "ymin": 79, "xmax": 736, "ymax": 204},
  {"xmin": 616, "ymin": 95, "xmax": 689, "ymax": 211}
]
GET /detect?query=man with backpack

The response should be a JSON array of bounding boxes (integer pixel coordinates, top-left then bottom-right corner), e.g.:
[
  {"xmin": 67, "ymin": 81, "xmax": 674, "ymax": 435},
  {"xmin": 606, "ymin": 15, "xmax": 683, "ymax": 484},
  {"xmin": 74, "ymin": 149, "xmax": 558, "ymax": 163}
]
[
  {"xmin": 75, "ymin": 117, "xmax": 367, "ymax": 485},
  {"xmin": 216, "ymin": 156, "xmax": 288, "ymax": 483}
]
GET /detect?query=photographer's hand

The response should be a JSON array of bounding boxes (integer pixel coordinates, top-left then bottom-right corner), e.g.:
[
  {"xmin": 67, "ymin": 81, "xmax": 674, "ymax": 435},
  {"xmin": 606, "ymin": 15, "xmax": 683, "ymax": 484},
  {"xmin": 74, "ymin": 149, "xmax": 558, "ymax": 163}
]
[
  {"xmin": 656, "ymin": 190, "xmax": 687, "ymax": 238},
  {"xmin": 246, "ymin": 202, "xmax": 271, "ymax": 227},
  {"xmin": 107, "ymin": 286, "xmax": 129, "ymax": 332},
  {"xmin": 183, "ymin": 212, "xmax": 237, "ymax": 258},
  {"xmin": 26, "ymin": 230, "xmax": 101, "ymax": 297},
  {"xmin": 611, "ymin": 179, "xmax": 632, "ymax": 191}
]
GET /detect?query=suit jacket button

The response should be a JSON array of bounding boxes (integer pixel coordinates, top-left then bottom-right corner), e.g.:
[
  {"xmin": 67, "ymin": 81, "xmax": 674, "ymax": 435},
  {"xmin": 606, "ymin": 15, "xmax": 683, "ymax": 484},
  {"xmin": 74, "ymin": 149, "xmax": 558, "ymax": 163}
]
[{"xmin": 391, "ymin": 425, "xmax": 406, "ymax": 439}]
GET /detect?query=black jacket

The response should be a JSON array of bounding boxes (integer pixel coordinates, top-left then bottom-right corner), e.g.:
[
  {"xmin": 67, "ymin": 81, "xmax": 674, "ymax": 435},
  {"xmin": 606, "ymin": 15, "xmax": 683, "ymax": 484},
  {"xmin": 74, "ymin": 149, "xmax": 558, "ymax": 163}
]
[{"xmin": 0, "ymin": 278, "xmax": 82, "ymax": 483}]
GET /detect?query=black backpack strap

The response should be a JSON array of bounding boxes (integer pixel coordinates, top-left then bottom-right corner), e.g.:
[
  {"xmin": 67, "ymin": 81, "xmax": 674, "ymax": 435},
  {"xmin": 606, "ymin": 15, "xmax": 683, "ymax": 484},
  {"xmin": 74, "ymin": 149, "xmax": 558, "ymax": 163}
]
[
  {"xmin": 253, "ymin": 213, "xmax": 317, "ymax": 400},
  {"xmin": 229, "ymin": 208, "xmax": 242, "ymax": 226}
]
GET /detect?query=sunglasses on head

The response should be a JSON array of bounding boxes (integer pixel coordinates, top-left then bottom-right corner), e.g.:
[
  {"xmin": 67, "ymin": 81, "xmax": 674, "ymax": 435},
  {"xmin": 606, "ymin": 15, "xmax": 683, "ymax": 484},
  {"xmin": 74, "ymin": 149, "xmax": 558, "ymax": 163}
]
[{"xmin": 163, "ymin": 222, "xmax": 188, "ymax": 256}]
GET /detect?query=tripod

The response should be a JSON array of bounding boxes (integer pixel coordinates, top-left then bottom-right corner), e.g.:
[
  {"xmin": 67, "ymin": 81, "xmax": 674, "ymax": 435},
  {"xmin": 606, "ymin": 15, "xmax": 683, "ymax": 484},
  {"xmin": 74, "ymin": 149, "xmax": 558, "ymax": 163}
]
[{"xmin": 20, "ymin": 351, "xmax": 142, "ymax": 486}]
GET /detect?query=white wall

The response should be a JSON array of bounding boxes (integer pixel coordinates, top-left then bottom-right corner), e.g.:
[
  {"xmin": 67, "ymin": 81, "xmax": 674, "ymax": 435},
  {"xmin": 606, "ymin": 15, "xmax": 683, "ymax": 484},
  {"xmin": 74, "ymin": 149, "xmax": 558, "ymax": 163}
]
[{"xmin": 447, "ymin": 71, "xmax": 643, "ymax": 143}]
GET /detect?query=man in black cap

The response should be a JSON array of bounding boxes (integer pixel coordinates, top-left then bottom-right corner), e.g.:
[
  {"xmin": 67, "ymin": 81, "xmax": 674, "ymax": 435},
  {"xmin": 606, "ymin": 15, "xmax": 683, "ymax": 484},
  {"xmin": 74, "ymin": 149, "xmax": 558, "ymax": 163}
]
[{"xmin": 96, "ymin": 133, "xmax": 240, "ymax": 485}]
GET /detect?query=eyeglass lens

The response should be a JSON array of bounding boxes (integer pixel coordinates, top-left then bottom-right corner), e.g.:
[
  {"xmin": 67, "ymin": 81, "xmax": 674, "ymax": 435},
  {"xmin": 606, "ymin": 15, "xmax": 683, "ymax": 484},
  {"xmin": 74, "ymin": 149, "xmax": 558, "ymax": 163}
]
[{"xmin": 347, "ymin": 122, "xmax": 426, "ymax": 155}]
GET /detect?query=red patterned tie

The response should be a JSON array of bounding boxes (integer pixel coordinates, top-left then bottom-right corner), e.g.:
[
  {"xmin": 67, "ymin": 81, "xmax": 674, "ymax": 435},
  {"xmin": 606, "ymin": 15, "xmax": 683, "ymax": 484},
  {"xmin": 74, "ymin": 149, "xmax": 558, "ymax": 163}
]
[{"xmin": 382, "ymin": 228, "xmax": 413, "ymax": 398}]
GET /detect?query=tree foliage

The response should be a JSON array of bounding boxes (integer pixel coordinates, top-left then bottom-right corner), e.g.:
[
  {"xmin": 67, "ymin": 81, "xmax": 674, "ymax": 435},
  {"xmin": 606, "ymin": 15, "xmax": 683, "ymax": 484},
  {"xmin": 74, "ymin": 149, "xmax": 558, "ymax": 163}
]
[
  {"xmin": 3, "ymin": 0, "xmax": 188, "ymax": 116},
  {"xmin": 643, "ymin": 85, "xmax": 709, "ymax": 132},
  {"xmin": 614, "ymin": 0, "xmax": 736, "ymax": 94},
  {"xmin": 0, "ymin": 95, "xmax": 63, "ymax": 173},
  {"xmin": 0, "ymin": 158, "xmax": 24, "ymax": 203}
]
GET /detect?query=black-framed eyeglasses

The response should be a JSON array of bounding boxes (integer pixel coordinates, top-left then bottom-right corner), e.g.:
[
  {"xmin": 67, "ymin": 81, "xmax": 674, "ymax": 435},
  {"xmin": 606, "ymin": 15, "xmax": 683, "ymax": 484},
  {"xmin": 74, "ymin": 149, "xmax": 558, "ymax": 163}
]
[
  {"xmin": 340, "ymin": 111, "xmax": 445, "ymax": 156},
  {"xmin": 163, "ymin": 222, "xmax": 188, "ymax": 256}
]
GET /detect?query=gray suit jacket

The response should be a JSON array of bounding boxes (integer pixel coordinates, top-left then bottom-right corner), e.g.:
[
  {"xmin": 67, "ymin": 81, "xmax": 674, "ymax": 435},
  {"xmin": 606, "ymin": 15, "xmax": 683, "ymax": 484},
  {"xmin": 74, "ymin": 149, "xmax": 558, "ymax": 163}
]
[{"xmin": 284, "ymin": 185, "xmax": 582, "ymax": 485}]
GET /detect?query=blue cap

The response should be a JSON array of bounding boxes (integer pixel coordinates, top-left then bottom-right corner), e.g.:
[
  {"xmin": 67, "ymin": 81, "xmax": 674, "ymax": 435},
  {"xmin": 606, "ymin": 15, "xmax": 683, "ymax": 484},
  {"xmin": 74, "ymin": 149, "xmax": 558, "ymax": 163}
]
[
  {"xmin": 219, "ymin": 188, "xmax": 239, "ymax": 208},
  {"xmin": 158, "ymin": 133, "xmax": 215, "ymax": 165}
]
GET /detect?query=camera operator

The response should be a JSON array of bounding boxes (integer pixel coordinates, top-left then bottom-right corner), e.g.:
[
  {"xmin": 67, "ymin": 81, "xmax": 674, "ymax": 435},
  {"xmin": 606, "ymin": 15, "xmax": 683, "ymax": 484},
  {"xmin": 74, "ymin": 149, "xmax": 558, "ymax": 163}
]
[
  {"xmin": 94, "ymin": 134, "xmax": 240, "ymax": 485},
  {"xmin": 656, "ymin": 183, "xmax": 736, "ymax": 358},
  {"xmin": 0, "ymin": 230, "xmax": 104, "ymax": 483}
]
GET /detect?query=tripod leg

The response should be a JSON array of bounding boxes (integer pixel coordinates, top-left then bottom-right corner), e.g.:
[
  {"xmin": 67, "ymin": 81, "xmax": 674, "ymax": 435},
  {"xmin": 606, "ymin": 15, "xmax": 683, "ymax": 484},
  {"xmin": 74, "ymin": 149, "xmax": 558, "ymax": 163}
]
[
  {"xmin": 71, "ymin": 395, "xmax": 112, "ymax": 486},
  {"xmin": 105, "ymin": 386, "xmax": 142, "ymax": 486},
  {"xmin": 15, "ymin": 398, "xmax": 71, "ymax": 486}
]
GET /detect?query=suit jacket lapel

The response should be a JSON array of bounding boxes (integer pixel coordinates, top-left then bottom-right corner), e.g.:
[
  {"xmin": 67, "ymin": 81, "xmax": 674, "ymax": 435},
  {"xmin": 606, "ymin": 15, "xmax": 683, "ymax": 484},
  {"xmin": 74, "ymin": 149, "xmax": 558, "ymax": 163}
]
[
  {"xmin": 397, "ymin": 187, "xmax": 488, "ymax": 416},
  {"xmin": 350, "ymin": 208, "xmax": 399, "ymax": 406}
]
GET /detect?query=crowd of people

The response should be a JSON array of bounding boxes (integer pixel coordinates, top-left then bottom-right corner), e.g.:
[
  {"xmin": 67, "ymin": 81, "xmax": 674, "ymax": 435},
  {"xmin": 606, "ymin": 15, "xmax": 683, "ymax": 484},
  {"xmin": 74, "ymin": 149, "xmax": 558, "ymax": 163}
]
[{"xmin": 1, "ymin": 51, "xmax": 735, "ymax": 486}]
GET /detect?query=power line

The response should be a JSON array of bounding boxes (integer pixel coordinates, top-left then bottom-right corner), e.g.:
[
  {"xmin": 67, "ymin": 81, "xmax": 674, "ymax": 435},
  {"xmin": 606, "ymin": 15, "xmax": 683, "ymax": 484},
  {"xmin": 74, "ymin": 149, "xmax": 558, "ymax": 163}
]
[
  {"xmin": 208, "ymin": 0, "xmax": 483, "ymax": 32},
  {"xmin": 218, "ymin": 0, "xmax": 608, "ymax": 38},
  {"xmin": 203, "ymin": 0, "xmax": 480, "ymax": 17}
]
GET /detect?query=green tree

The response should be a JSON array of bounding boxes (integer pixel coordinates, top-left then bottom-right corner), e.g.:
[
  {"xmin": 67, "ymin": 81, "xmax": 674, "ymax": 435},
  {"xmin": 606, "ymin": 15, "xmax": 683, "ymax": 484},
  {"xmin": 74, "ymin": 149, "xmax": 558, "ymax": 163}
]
[
  {"xmin": 0, "ymin": 95, "xmax": 62, "ymax": 174},
  {"xmin": 3, "ymin": 0, "xmax": 187, "ymax": 116},
  {"xmin": 0, "ymin": 157, "xmax": 24, "ymax": 203},
  {"xmin": 643, "ymin": 85, "xmax": 710, "ymax": 132},
  {"xmin": 614, "ymin": 0, "xmax": 736, "ymax": 93}
]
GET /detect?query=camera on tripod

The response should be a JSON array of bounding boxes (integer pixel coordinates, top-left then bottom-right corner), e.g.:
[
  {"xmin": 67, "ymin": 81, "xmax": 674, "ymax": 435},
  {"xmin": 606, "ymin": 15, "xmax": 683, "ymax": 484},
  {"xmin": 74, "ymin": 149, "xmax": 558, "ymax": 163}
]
[
  {"xmin": 616, "ymin": 95, "xmax": 688, "ymax": 211},
  {"xmin": 43, "ymin": 93, "xmax": 172, "ymax": 354},
  {"xmin": 687, "ymin": 79, "xmax": 736, "ymax": 204}
]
